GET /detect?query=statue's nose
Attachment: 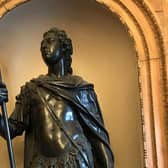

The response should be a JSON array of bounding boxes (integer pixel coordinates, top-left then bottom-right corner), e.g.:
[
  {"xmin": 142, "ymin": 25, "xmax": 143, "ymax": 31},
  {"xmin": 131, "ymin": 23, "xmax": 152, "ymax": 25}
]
[{"xmin": 41, "ymin": 41, "xmax": 48, "ymax": 51}]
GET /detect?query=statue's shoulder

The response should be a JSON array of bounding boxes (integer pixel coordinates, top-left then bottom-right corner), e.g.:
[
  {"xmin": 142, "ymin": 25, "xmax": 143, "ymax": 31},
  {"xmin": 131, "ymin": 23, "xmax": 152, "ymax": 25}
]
[
  {"xmin": 69, "ymin": 75, "xmax": 94, "ymax": 89},
  {"xmin": 32, "ymin": 74, "xmax": 94, "ymax": 89},
  {"xmin": 18, "ymin": 75, "xmax": 44, "ymax": 96}
]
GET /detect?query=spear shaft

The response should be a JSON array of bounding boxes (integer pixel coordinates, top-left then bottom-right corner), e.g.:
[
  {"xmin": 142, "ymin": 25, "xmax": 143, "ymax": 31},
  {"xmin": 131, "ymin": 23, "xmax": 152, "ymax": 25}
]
[{"xmin": 0, "ymin": 70, "xmax": 16, "ymax": 168}]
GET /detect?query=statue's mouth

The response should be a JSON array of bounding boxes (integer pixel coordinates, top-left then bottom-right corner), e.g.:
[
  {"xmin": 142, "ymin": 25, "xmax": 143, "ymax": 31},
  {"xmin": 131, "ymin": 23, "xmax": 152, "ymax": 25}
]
[{"xmin": 42, "ymin": 49, "xmax": 51, "ymax": 56}]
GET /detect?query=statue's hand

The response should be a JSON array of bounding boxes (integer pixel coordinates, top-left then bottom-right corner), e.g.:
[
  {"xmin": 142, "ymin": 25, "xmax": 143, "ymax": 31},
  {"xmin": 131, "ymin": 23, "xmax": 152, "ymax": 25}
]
[{"xmin": 0, "ymin": 82, "xmax": 8, "ymax": 105}]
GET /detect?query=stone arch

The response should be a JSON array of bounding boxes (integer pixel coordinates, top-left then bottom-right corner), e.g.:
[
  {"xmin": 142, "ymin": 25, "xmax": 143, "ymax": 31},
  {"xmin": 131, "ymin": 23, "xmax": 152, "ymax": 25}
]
[{"xmin": 0, "ymin": 0, "xmax": 167, "ymax": 168}]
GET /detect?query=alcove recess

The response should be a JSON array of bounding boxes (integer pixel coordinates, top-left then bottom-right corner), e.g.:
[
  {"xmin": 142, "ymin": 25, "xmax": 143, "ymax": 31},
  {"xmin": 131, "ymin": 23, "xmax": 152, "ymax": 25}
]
[{"xmin": 0, "ymin": 0, "xmax": 168, "ymax": 168}]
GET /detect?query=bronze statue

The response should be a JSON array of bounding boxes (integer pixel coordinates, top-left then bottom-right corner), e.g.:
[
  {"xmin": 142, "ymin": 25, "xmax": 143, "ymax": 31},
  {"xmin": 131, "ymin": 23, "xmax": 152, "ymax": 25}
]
[{"xmin": 0, "ymin": 28, "xmax": 114, "ymax": 168}]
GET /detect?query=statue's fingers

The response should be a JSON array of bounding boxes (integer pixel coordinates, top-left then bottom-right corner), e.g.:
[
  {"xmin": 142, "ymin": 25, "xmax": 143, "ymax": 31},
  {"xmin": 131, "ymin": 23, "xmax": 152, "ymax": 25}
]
[
  {"xmin": 0, "ymin": 91, "xmax": 8, "ymax": 95},
  {"xmin": 0, "ymin": 82, "xmax": 6, "ymax": 88},
  {"xmin": 1, "ymin": 88, "xmax": 7, "ymax": 91},
  {"xmin": 0, "ymin": 95, "xmax": 6, "ymax": 99},
  {"xmin": 0, "ymin": 94, "xmax": 8, "ymax": 99},
  {"xmin": 0, "ymin": 92, "xmax": 8, "ymax": 97}
]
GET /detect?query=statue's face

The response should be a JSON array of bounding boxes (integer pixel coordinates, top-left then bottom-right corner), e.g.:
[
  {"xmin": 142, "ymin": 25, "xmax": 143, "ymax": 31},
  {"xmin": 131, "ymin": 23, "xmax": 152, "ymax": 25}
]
[{"xmin": 40, "ymin": 32, "xmax": 62, "ymax": 65}]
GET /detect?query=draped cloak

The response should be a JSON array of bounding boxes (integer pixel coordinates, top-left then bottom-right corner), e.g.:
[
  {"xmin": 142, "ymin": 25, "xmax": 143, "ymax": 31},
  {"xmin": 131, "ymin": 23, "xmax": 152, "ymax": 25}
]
[{"xmin": 10, "ymin": 74, "xmax": 114, "ymax": 167}]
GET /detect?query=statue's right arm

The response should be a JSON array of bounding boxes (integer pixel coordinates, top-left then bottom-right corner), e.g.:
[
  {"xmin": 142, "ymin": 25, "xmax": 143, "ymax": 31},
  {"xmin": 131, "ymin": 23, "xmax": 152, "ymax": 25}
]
[
  {"xmin": 0, "ymin": 83, "xmax": 27, "ymax": 139},
  {"xmin": 0, "ymin": 107, "xmax": 27, "ymax": 140}
]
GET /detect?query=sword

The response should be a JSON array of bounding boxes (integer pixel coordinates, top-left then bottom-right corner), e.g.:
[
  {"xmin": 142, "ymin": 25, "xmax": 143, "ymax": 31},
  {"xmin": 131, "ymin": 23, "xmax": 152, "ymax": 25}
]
[{"xmin": 0, "ymin": 70, "xmax": 16, "ymax": 168}]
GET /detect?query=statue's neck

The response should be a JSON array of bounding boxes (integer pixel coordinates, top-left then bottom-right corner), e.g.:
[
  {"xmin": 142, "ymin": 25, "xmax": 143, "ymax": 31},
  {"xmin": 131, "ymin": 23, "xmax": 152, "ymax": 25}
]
[{"xmin": 48, "ymin": 59, "xmax": 68, "ymax": 78}]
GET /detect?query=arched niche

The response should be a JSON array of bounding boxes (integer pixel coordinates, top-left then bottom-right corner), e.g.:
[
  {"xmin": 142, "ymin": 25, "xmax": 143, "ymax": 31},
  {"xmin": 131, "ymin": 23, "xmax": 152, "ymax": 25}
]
[{"xmin": 0, "ymin": 0, "xmax": 167, "ymax": 168}]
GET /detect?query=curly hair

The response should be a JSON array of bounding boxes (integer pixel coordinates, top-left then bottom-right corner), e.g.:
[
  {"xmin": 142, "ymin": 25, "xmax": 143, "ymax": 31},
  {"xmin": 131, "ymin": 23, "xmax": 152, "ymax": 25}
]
[{"xmin": 43, "ymin": 28, "xmax": 73, "ymax": 74}]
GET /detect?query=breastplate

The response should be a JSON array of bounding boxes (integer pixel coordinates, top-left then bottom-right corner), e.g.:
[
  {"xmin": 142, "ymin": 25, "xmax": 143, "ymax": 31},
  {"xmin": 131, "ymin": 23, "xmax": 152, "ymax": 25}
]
[{"xmin": 32, "ymin": 88, "xmax": 84, "ymax": 157}]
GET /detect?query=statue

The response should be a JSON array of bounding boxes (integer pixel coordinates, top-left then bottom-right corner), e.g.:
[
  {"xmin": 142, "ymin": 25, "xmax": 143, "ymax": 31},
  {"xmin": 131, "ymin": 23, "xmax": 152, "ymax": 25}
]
[{"xmin": 0, "ymin": 28, "xmax": 114, "ymax": 168}]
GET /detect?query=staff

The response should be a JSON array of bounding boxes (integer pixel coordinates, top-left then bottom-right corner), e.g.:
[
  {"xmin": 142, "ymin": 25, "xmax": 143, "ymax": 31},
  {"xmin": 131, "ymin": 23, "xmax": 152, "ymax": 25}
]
[{"xmin": 0, "ymin": 70, "xmax": 16, "ymax": 168}]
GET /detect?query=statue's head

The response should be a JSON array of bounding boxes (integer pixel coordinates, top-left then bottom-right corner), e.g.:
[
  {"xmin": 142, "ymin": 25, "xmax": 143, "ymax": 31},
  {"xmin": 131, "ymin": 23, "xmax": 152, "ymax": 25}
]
[{"xmin": 40, "ymin": 28, "xmax": 73, "ymax": 74}]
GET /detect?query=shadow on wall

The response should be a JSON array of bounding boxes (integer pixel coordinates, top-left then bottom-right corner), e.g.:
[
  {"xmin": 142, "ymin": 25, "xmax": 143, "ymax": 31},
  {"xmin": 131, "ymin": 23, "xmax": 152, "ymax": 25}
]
[{"xmin": 0, "ymin": 0, "xmax": 143, "ymax": 167}]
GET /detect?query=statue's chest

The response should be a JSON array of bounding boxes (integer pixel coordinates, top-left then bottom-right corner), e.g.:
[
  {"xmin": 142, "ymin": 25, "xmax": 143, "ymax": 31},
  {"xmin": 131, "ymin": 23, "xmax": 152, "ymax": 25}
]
[
  {"xmin": 44, "ymin": 94, "xmax": 75, "ymax": 122},
  {"xmin": 30, "ymin": 89, "xmax": 80, "ymax": 157},
  {"xmin": 32, "ymin": 89, "xmax": 76, "ymax": 124}
]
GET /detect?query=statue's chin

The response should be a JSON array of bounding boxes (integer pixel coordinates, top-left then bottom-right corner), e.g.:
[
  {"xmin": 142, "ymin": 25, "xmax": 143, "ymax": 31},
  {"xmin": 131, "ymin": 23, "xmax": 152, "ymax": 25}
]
[
  {"xmin": 42, "ymin": 51, "xmax": 62, "ymax": 66},
  {"xmin": 43, "ymin": 57, "xmax": 60, "ymax": 66}
]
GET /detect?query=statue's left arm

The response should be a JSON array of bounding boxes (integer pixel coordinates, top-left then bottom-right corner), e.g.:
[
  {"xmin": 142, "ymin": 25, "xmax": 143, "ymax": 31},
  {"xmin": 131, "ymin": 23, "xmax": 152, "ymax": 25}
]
[
  {"xmin": 89, "ymin": 91, "xmax": 114, "ymax": 168},
  {"xmin": 90, "ymin": 135, "xmax": 114, "ymax": 168},
  {"xmin": 77, "ymin": 87, "xmax": 114, "ymax": 168}
]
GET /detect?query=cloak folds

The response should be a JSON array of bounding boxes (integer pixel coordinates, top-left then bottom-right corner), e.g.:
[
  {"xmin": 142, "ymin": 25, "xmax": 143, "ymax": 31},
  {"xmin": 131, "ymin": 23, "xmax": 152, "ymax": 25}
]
[{"xmin": 30, "ymin": 75, "xmax": 114, "ymax": 166}]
